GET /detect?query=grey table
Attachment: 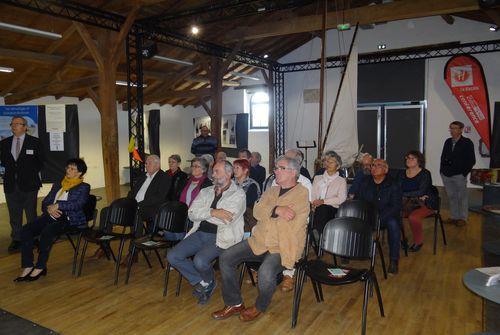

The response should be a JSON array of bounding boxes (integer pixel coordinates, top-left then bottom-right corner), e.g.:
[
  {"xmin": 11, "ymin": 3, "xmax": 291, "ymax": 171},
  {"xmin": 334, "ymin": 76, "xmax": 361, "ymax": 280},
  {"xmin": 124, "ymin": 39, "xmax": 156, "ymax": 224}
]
[{"xmin": 463, "ymin": 269, "xmax": 500, "ymax": 304}]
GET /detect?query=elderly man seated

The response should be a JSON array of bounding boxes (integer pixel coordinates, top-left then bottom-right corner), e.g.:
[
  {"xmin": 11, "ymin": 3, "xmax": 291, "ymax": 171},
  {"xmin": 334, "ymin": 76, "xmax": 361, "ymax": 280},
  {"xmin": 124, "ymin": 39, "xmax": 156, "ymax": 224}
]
[
  {"xmin": 348, "ymin": 153, "xmax": 374, "ymax": 198},
  {"xmin": 212, "ymin": 155, "xmax": 310, "ymax": 322},
  {"xmin": 353, "ymin": 158, "xmax": 402, "ymax": 274},
  {"xmin": 167, "ymin": 161, "xmax": 246, "ymax": 305}
]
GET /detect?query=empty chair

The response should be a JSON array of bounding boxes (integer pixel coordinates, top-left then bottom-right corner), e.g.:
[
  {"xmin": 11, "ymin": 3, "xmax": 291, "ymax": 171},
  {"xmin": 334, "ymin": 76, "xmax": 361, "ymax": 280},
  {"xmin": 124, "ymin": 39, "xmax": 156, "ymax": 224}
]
[
  {"xmin": 292, "ymin": 217, "xmax": 384, "ymax": 334},
  {"xmin": 429, "ymin": 186, "xmax": 447, "ymax": 255},
  {"xmin": 77, "ymin": 197, "xmax": 138, "ymax": 285},
  {"xmin": 124, "ymin": 201, "xmax": 188, "ymax": 284}
]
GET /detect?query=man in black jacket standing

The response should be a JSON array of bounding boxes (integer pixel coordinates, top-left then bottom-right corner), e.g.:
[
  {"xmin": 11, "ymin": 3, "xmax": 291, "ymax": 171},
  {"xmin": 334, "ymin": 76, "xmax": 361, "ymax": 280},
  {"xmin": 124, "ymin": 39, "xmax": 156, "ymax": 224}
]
[
  {"xmin": 440, "ymin": 121, "xmax": 476, "ymax": 227},
  {"xmin": 0, "ymin": 116, "xmax": 45, "ymax": 253}
]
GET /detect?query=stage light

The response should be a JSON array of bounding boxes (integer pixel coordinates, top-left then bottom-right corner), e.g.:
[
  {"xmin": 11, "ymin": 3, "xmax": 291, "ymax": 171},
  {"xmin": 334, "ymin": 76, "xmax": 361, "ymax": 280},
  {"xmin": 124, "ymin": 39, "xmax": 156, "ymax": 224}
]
[{"xmin": 191, "ymin": 26, "xmax": 199, "ymax": 35}]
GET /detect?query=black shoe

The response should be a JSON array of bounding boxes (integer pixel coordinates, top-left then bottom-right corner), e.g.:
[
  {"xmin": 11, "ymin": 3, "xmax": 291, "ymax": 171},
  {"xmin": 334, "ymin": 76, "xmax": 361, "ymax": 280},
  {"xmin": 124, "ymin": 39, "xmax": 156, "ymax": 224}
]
[
  {"xmin": 8, "ymin": 240, "xmax": 21, "ymax": 253},
  {"xmin": 388, "ymin": 260, "xmax": 398, "ymax": 275},
  {"xmin": 198, "ymin": 280, "xmax": 217, "ymax": 305},
  {"xmin": 26, "ymin": 268, "xmax": 47, "ymax": 282},
  {"xmin": 192, "ymin": 283, "xmax": 205, "ymax": 298},
  {"xmin": 13, "ymin": 268, "xmax": 34, "ymax": 282},
  {"xmin": 409, "ymin": 244, "xmax": 423, "ymax": 252}
]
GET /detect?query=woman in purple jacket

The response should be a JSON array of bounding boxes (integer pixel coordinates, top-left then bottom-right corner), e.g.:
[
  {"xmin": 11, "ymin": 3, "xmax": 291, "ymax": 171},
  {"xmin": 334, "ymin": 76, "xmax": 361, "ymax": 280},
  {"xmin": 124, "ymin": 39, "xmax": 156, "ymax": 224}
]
[{"xmin": 14, "ymin": 158, "xmax": 90, "ymax": 282}]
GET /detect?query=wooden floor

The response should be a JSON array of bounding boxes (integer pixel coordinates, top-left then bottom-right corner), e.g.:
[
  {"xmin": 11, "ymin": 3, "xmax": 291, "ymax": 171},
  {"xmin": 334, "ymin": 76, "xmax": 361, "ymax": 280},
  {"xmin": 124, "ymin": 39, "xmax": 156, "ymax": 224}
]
[{"xmin": 0, "ymin": 187, "xmax": 484, "ymax": 335}]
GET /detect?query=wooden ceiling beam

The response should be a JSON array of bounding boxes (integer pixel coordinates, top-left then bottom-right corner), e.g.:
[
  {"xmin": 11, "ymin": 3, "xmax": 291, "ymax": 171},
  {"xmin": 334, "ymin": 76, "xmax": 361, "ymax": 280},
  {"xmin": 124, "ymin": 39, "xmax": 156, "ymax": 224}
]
[{"xmin": 225, "ymin": 0, "xmax": 480, "ymax": 41}]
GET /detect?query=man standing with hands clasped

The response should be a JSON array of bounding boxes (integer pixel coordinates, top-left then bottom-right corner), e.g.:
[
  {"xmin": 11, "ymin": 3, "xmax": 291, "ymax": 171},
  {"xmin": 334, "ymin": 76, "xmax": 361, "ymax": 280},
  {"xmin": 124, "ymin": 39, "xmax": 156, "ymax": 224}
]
[
  {"xmin": 440, "ymin": 121, "xmax": 475, "ymax": 227},
  {"xmin": 0, "ymin": 116, "xmax": 45, "ymax": 253}
]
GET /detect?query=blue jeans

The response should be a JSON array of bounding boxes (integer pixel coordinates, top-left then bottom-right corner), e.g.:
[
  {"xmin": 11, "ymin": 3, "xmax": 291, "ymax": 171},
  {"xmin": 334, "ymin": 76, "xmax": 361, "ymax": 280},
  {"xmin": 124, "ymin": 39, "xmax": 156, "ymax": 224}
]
[
  {"xmin": 166, "ymin": 231, "xmax": 222, "ymax": 285},
  {"xmin": 382, "ymin": 217, "xmax": 401, "ymax": 261}
]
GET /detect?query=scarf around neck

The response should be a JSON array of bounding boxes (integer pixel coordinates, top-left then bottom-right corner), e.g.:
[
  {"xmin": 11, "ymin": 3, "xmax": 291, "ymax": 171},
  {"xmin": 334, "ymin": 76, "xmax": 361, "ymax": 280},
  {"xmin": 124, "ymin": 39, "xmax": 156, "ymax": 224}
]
[{"xmin": 57, "ymin": 176, "xmax": 83, "ymax": 200}]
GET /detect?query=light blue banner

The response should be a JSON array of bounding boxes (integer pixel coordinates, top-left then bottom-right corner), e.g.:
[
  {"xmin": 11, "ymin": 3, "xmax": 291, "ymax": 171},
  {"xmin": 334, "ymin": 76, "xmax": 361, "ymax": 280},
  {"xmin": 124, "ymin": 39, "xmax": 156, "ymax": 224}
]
[{"xmin": 0, "ymin": 105, "xmax": 38, "ymax": 140}]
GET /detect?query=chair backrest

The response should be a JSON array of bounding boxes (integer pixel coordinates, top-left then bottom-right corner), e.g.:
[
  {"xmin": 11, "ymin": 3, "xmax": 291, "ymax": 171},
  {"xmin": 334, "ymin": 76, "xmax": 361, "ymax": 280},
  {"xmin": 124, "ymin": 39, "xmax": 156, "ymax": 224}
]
[
  {"xmin": 83, "ymin": 194, "xmax": 97, "ymax": 222},
  {"xmin": 263, "ymin": 173, "xmax": 275, "ymax": 192},
  {"xmin": 336, "ymin": 199, "xmax": 378, "ymax": 231},
  {"xmin": 105, "ymin": 197, "xmax": 138, "ymax": 229},
  {"xmin": 321, "ymin": 217, "xmax": 374, "ymax": 260},
  {"xmin": 153, "ymin": 201, "xmax": 189, "ymax": 233},
  {"xmin": 428, "ymin": 185, "xmax": 440, "ymax": 211}
]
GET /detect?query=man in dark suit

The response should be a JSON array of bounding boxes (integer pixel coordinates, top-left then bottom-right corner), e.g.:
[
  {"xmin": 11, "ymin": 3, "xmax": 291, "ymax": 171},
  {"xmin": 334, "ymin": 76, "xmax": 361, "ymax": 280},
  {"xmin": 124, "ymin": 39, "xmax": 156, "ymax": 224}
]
[
  {"xmin": 250, "ymin": 151, "xmax": 266, "ymax": 191},
  {"xmin": 0, "ymin": 116, "xmax": 45, "ymax": 253},
  {"xmin": 128, "ymin": 154, "xmax": 172, "ymax": 223}
]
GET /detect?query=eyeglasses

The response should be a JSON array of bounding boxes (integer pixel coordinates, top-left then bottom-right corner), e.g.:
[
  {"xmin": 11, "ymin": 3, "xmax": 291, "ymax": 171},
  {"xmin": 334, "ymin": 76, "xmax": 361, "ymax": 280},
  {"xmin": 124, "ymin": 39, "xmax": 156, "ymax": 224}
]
[
  {"xmin": 371, "ymin": 163, "xmax": 386, "ymax": 168},
  {"xmin": 10, "ymin": 123, "xmax": 26, "ymax": 126},
  {"xmin": 273, "ymin": 165, "xmax": 292, "ymax": 172},
  {"xmin": 191, "ymin": 164, "xmax": 202, "ymax": 169}
]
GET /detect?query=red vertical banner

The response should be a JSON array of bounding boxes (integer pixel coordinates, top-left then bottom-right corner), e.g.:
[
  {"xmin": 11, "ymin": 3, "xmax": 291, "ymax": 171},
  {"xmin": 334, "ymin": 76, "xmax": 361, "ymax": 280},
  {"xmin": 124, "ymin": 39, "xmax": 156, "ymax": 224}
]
[{"xmin": 444, "ymin": 55, "xmax": 491, "ymax": 149}]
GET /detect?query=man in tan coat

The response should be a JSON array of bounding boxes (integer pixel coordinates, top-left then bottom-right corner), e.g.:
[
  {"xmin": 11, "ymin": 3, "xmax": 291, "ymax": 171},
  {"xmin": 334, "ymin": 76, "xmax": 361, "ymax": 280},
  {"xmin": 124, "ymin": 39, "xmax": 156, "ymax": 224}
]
[{"xmin": 212, "ymin": 155, "xmax": 310, "ymax": 322}]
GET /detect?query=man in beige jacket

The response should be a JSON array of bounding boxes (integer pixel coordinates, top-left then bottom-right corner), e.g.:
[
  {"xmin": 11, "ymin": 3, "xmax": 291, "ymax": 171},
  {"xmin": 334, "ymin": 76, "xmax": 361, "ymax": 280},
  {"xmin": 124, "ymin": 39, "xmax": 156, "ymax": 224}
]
[{"xmin": 212, "ymin": 155, "xmax": 310, "ymax": 322}]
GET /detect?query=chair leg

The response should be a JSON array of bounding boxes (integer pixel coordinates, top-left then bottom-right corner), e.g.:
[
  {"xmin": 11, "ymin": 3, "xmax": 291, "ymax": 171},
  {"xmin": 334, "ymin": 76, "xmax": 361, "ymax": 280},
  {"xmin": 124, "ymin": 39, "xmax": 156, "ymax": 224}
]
[
  {"xmin": 291, "ymin": 267, "xmax": 306, "ymax": 328},
  {"xmin": 238, "ymin": 263, "xmax": 246, "ymax": 288},
  {"xmin": 66, "ymin": 234, "xmax": 77, "ymax": 251},
  {"xmin": 433, "ymin": 214, "xmax": 438, "ymax": 255},
  {"xmin": 439, "ymin": 214, "xmax": 447, "ymax": 246},
  {"xmin": 163, "ymin": 263, "xmax": 171, "ymax": 297},
  {"xmin": 311, "ymin": 280, "xmax": 321, "ymax": 303},
  {"xmin": 154, "ymin": 249, "xmax": 165, "ymax": 268},
  {"xmin": 141, "ymin": 249, "xmax": 153, "ymax": 269},
  {"xmin": 317, "ymin": 282, "xmax": 324, "ymax": 302},
  {"xmin": 372, "ymin": 272, "xmax": 385, "ymax": 317},
  {"xmin": 175, "ymin": 270, "xmax": 182, "ymax": 296},
  {"xmin": 125, "ymin": 245, "xmax": 137, "ymax": 284},
  {"xmin": 361, "ymin": 280, "xmax": 370, "ymax": 335},
  {"xmin": 401, "ymin": 224, "xmax": 409, "ymax": 257},
  {"xmin": 114, "ymin": 238, "xmax": 126, "ymax": 285},
  {"xmin": 376, "ymin": 241, "xmax": 388, "ymax": 280},
  {"xmin": 247, "ymin": 266, "xmax": 257, "ymax": 287},
  {"xmin": 77, "ymin": 239, "xmax": 89, "ymax": 277},
  {"xmin": 72, "ymin": 233, "xmax": 83, "ymax": 275}
]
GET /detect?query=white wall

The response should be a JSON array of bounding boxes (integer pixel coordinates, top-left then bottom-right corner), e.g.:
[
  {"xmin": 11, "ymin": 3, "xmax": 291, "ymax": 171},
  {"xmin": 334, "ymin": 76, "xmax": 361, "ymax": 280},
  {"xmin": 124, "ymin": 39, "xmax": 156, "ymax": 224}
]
[{"xmin": 279, "ymin": 16, "xmax": 499, "ymax": 186}]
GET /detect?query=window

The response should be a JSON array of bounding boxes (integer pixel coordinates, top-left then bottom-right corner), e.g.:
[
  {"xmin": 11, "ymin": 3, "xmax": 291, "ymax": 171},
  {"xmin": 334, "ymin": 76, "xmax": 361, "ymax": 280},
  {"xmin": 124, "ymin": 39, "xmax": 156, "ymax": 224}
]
[{"xmin": 249, "ymin": 91, "xmax": 269, "ymax": 129}]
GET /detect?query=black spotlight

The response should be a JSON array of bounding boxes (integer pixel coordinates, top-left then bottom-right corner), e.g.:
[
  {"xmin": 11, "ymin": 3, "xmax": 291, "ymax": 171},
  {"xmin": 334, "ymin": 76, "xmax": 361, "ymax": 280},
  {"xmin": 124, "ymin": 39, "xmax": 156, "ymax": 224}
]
[{"xmin": 142, "ymin": 40, "xmax": 157, "ymax": 59}]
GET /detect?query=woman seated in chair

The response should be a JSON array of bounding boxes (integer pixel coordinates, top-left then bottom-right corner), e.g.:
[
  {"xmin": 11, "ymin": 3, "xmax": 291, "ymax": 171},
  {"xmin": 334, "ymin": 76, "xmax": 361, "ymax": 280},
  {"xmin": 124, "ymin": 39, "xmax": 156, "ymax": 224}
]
[
  {"xmin": 14, "ymin": 158, "xmax": 90, "ymax": 282},
  {"xmin": 398, "ymin": 150, "xmax": 435, "ymax": 252},
  {"xmin": 311, "ymin": 150, "xmax": 347, "ymax": 234},
  {"xmin": 233, "ymin": 159, "xmax": 261, "ymax": 236},
  {"xmin": 163, "ymin": 157, "xmax": 212, "ymax": 241},
  {"xmin": 166, "ymin": 154, "xmax": 188, "ymax": 201}
]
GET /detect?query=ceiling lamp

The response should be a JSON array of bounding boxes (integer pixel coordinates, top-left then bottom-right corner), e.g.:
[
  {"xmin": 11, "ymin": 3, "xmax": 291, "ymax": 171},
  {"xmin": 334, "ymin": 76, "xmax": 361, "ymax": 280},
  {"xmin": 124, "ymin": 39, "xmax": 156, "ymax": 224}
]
[
  {"xmin": 191, "ymin": 25, "xmax": 200, "ymax": 35},
  {"xmin": 0, "ymin": 66, "xmax": 14, "ymax": 73},
  {"xmin": 116, "ymin": 81, "xmax": 147, "ymax": 87},
  {"xmin": 152, "ymin": 55, "xmax": 193, "ymax": 66},
  {"xmin": 0, "ymin": 22, "xmax": 62, "ymax": 39}
]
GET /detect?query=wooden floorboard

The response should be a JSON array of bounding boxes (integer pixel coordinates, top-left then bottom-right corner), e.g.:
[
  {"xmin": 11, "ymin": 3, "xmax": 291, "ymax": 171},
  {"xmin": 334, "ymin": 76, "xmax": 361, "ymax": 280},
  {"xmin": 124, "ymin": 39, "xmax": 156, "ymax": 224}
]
[{"xmin": 0, "ymin": 186, "xmax": 484, "ymax": 334}]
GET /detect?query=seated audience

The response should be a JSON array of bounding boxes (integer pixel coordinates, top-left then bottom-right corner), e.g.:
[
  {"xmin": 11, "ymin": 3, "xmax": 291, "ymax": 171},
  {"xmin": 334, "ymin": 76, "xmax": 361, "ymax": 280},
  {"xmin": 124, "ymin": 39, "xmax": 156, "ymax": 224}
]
[
  {"xmin": 398, "ymin": 150, "xmax": 436, "ymax": 252},
  {"xmin": 348, "ymin": 153, "xmax": 374, "ymax": 198},
  {"xmin": 166, "ymin": 154, "xmax": 188, "ymax": 201},
  {"xmin": 250, "ymin": 151, "xmax": 266, "ymax": 191},
  {"xmin": 285, "ymin": 148, "xmax": 311, "ymax": 180},
  {"xmin": 215, "ymin": 151, "xmax": 227, "ymax": 163},
  {"xmin": 233, "ymin": 159, "xmax": 261, "ymax": 234},
  {"xmin": 201, "ymin": 153, "xmax": 215, "ymax": 181},
  {"xmin": 354, "ymin": 159, "xmax": 402, "ymax": 274},
  {"xmin": 15, "ymin": 158, "xmax": 90, "ymax": 282},
  {"xmin": 191, "ymin": 125, "xmax": 217, "ymax": 157},
  {"xmin": 167, "ymin": 161, "xmax": 246, "ymax": 305},
  {"xmin": 238, "ymin": 149, "xmax": 252, "ymax": 161},
  {"xmin": 212, "ymin": 155, "xmax": 310, "ymax": 322},
  {"xmin": 311, "ymin": 151, "xmax": 347, "ymax": 234},
  {"xmin": 163, "ymin": 157, "xmax": 212, "ymax": 241}
]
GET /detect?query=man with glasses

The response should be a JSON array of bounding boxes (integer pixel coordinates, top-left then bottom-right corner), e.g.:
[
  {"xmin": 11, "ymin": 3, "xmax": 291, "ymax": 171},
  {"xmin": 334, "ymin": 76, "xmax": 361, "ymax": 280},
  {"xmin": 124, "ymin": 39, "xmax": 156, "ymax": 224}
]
[
  {"xmin": 0, "ymin": 116, "xmax": 45, "ymax": 253},
  {"xmin": 348, "ymin": 153, "xmax": 374, "ymax": 199},
  {"xmin": 212, "ymin": 155, "xmax": 310, "ymax": 322},
  {"xmin": 354, "ymin": 159, "xmax": 402, "ymax": 274},
  {"xmin": 440, "ymin": 121, "xmax": 475, "ymax": 227},
  {"xmin": 167, "ymin": 161, "xmax": 245, "ymax": 305}
]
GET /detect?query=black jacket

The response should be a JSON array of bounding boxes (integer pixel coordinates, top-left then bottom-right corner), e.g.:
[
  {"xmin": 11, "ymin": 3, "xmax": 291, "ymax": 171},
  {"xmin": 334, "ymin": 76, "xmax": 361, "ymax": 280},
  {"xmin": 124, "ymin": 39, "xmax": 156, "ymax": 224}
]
[
  {"xmin": 440, "ymin": 136, "xmax": 475, "ymax": 177},
  {"xmin": 128, "ymin": 170, "xmax": 171, "ymax": 219},
  {"xmin": 0, "ymin": 134, "xmax": 45, "ymax": 193},
  {"xmin": 397, "ymin": 168, "xmax": 438, "ymax": 210},
  {"xmin": 167, "ymin": 169, "xmax": 188, "ymax": 201},
  {"xmin": 355, "ymin": 175, "xmax": 402, "ymax": 224},
  {"xmin": 250, "ymin": 165, "xmax": 266, "ymax": 191}
]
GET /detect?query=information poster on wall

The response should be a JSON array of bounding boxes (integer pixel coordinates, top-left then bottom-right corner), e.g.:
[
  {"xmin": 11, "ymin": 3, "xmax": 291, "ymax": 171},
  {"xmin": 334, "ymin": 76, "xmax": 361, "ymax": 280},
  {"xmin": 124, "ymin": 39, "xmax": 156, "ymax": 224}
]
[
  {"xmin": 45, "ymin": 104, "xmax": 66, "ymax": 132},
  {"xmin": 49, "ymin": 132, "xmax": 64, "ymax": 151},
  {"xmin": 0, "ymin": 105, "xmax": 38, "ymax": 139},
  {"xmin": 221, "ymin": 114, "xmax": 237, "ymax": 148}
]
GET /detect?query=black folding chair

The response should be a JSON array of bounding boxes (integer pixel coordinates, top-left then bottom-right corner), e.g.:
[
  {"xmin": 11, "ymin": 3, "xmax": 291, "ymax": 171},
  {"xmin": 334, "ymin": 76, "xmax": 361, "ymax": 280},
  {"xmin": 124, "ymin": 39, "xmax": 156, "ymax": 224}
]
[
  {"xmin": 336, "ymin": 200, "xmax": 387, "ymax": 279},
  {"xmin": 292, "ymin": 217, "xmax": 384, "ymax": 334},
  {"xmin": 430, "ymin": 186, "xmax": 447, "ymax": 255},
  {"xmin": 124, "ymin": 201, "xmax": 188, "ymax": 284},
  {"xmin": 77, "ymin": 197, "xmax": 138, "ymax": 285}
]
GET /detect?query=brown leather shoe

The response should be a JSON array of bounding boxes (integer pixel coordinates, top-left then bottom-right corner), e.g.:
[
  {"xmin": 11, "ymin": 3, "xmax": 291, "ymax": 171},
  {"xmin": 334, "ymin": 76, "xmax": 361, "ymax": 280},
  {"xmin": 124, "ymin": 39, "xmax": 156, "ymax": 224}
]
[
  {"xmin": 455, "ymin": 219, "xmax": 467, "ymax": 227},
  {"xmin": 281, "ymin": 275, "xmax": 294, "ymax": 292},
  {"xmin": 239, "ymin": 306, "xmax": 262, "ymax": 322},
  {"xmin": 212, "ymin": 304, "xmax": 246, "ymax": 320}
]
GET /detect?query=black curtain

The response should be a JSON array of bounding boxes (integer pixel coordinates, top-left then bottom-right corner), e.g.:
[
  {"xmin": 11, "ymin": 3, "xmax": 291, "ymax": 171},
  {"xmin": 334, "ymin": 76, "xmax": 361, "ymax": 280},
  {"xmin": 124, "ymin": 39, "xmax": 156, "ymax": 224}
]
[
  {"xmin": 38, "ymin": 105, "xmax": 79, "ymax": 183},
  {"xmin": 491, "ymin": 102, "xmax": 500, "ymax": 168},
  {"xmin": 148, "ymin": 109, "xmax": 160, "ymax": 156}
]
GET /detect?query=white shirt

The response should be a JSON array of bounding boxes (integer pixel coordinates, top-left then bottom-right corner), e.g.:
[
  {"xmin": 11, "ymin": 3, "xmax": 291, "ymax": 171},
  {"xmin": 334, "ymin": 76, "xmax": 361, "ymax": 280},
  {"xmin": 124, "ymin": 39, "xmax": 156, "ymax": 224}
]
[
  {"xmin": 272, "ymin": 174, "xmax": 312, "ymax": 201},
  {"xmin": 135, "ymin": 171, "xmax": 158, "ymax": 203},
  {"xmin": 11, "ymin": 133, "xmax": 26, "ymax": 161}
]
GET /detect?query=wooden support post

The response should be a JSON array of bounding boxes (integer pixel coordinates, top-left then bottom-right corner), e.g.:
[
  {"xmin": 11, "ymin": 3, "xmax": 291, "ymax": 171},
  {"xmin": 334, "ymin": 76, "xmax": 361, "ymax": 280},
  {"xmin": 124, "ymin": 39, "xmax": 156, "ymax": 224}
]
[{"xmin": 74, "ymin": 6, "xmax": 139, "ymax": 202}]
